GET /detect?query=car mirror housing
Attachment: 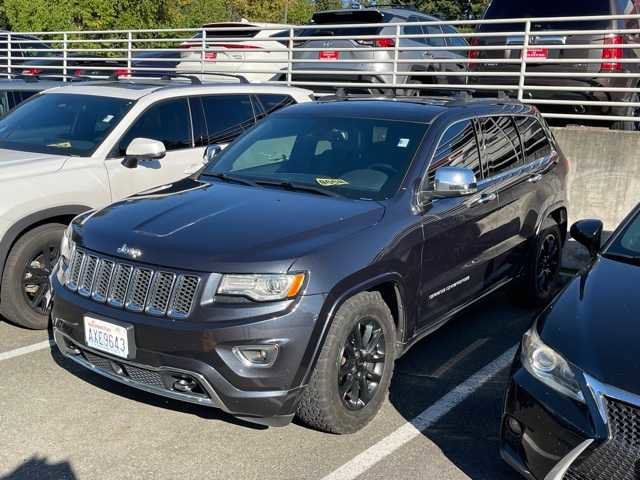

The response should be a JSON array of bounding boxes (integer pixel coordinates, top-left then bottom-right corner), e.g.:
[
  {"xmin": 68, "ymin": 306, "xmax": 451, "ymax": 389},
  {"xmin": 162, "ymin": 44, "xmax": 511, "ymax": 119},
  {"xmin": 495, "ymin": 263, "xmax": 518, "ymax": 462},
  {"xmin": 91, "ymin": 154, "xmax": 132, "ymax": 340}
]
[
  {"xmin": 203, "ymin": 144, "xmax": 223, "ymax": 166},
  {"xmin": 570, "ymin": 219, "xmax": 604, "ymax": 258},
  {"xmin": 122, "ymin": 138, "xmax": 166, "ymax": 169},
  {"xmin": 431, "ymin": 167, "xmax": 478, "ymax": 198}
]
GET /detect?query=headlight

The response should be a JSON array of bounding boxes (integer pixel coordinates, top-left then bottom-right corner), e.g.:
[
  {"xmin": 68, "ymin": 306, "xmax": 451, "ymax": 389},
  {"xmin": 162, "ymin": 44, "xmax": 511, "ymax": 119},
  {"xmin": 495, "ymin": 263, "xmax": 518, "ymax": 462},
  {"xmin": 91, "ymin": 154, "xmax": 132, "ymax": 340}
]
[
  {"xmin": 217, "ymin": 273, "xmax": 306, "ymax": 302},
  {"xmin": 56, "ymin": 224, "xmax": 76, "ymax": 284},
  {"xmin": 521, "ymin": 327, "xmax": 585, "ymax": 403}
]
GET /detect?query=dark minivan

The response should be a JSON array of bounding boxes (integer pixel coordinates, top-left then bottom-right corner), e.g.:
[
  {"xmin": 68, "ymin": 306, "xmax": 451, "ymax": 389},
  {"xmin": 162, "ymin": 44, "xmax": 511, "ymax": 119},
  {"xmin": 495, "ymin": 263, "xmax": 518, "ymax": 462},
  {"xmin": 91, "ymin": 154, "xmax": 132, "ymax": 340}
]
[
  {"xmin": 51, "ymin": 96, "xmax": 568, "ymax": 433},
  {"xmin": 471, "ymin": 0, "xmax": 640, "ymax": 130}
]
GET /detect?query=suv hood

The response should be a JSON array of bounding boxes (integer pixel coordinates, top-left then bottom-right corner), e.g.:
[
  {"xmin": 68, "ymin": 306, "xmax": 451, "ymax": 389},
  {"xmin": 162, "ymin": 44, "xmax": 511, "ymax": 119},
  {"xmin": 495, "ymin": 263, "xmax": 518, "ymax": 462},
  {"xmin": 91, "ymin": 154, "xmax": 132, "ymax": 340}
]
[
  {"xmin": 0, "ymin": 149, "xmax": 69, "ymax": 181},
  {"xmin": 77, "ymin": 177, "xmax": 385, "ymax": 273},
  {"xmin": 539, "ymin": 256, "xmax": 640, "ymax": 396}
]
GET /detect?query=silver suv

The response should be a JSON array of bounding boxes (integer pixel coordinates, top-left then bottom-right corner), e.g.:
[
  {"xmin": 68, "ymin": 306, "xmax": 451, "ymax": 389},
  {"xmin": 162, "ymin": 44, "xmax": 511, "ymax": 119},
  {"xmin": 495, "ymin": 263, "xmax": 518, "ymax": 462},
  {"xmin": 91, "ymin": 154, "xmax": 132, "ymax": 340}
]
[
  {"xmin": 286, "ymin": 6, "xmax": 468, "ymax": 94},
  {"xmin": 0, "ymin": 78, "xmax": 312, "ymax": 329}
]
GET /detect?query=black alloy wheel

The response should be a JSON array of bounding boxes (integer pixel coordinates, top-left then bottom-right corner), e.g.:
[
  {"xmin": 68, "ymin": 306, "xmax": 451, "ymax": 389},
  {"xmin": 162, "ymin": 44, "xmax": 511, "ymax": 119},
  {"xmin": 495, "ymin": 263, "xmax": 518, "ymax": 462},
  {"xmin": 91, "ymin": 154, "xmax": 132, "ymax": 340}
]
[
  {"xmin": 536, "ymin": 232, "xmax": 561, "ymax": 297},
  {"xmin": 338, "ymin": 318, "xmax": 386, "ymax": 411},
  {"xmin": 22, "ymin": 242, "xmax": 59, "ymax": 315}
]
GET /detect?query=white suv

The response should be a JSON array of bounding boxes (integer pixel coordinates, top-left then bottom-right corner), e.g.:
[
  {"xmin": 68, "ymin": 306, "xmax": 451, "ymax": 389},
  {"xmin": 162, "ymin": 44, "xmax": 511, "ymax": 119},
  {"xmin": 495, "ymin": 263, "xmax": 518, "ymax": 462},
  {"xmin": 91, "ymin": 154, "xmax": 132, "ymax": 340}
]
[{"xmin": 0, "ymin": 78, "xmax": 312, "ymax": 329}]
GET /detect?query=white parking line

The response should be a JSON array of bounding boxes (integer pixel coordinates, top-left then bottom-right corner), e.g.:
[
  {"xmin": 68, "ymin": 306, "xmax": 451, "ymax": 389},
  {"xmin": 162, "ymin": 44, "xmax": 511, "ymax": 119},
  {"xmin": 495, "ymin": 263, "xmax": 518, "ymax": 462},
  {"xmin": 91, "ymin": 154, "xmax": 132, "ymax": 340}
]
[
  {"xmin": 321, "ymin": 345, "xmax": 518, "ymax": 480},
  {"xmin": 0, "ymin": 339, "xmax": 54, "ymax": 362}
]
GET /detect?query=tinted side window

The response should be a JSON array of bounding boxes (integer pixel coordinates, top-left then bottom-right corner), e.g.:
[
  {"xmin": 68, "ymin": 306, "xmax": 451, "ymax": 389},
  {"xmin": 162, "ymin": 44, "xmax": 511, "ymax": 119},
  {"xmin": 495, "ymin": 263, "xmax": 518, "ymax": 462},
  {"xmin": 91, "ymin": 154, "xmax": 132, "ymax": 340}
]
[
  {"xmin": 515, "ymin": 116, "xmax": 552, "ymax": 163},
  {"xmin": 426, "ymin": 120, "xmax": 481, "ymax": 185},
  {"xmin": 442, "ymin": 25, "xmax": 468, "ymax": 48},
  {"xmin": 424, "ymin": 25, "xmax": 446, "ymax": 48},
  {"xmin": 119, "ymin": 99, "xmax": 192, "ymax": 155},
  {"xmin": 202, "ymin": 94, "xmax": 255, "ymax": 144},
  {"xmin": 479, "ymin": 117, "xmax": 522, "ymax": 177},
  {"xmin": 255, "ymin": 94, "xmax": 296, "ymax": 119}
]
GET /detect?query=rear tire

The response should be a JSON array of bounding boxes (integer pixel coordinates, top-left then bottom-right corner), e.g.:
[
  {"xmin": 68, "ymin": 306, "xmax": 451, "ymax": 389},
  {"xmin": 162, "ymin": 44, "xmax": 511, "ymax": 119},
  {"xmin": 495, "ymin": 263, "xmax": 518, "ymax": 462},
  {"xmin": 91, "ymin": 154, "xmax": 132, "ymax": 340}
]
[
  {"xmin": 0, "ymin": 224, "xmax": 64, "ymax": 330},
  {"xmin": 612, "ymin": 91, "xmax": 640, "ymax": 131},
  {"xmin": 296, "ymin": 291, "xmax": 396, "ymax": 434},
  {"xmin": 514, "ymin": 220, "xmax": 563, "ymax": 307}
]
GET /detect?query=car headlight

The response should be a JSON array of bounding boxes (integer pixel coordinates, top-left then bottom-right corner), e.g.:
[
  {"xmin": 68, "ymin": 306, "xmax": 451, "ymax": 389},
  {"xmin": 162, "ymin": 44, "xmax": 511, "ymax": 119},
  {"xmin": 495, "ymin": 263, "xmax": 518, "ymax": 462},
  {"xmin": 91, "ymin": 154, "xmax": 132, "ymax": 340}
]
[
  {"xmin": 217, "ymin": 273, "xmax": 306, "ymax": 302},
  {"xmin": 521, "ymin": 327, "xmax": 585, "ymax": 403},
  {"xmin": 56, "ymin": 224, "xmax": 76, "ymax": 284}
]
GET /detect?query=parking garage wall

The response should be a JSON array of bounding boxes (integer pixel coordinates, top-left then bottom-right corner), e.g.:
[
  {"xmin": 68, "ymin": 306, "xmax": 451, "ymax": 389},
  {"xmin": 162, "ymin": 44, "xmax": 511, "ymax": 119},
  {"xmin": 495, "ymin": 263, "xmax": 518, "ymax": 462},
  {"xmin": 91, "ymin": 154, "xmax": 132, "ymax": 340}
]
[{"xmin": 553, "ymin": 127, "xmax": 640, "ymax": 229}]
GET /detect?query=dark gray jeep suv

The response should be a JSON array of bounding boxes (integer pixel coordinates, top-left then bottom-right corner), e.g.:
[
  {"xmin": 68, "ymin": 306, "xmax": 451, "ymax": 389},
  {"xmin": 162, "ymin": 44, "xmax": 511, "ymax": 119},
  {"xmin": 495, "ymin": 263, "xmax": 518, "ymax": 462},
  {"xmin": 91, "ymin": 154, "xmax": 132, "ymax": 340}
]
[{"xmin": 51, "ymin": 96, "xmax": 569, "ymax": 433}]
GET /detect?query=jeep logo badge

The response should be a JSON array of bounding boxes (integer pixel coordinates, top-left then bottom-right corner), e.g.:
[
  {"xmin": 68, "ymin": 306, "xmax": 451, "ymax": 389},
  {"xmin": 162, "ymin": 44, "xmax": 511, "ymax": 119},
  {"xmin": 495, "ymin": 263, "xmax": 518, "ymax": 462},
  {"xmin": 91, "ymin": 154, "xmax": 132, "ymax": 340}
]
[{"xmin": 117, "ymin": 244, "xmax": 142, "ymax": 260}]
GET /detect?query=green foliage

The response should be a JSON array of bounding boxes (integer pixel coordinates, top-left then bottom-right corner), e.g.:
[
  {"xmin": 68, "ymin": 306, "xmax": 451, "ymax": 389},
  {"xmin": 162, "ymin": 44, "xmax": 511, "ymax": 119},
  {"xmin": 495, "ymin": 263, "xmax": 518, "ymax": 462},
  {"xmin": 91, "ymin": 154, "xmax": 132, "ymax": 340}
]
[{"xmin": 0, "ymin": 0, "xmax": 491, "ymax": 32}]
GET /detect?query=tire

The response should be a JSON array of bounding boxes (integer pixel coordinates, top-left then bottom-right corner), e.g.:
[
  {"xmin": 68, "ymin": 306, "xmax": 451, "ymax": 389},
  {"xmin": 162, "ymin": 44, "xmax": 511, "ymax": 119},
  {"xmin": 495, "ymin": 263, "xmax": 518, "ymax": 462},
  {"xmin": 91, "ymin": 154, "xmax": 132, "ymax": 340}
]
[
  {"xmin": 296, "ymin": 291, "xmax": 396, "ymax": 434},
  {"xmin": 0, "ymin": 223, "xmax": 65, "ymax": 330},
  {"xmin": 514, "ymin": 220, "xmax": 563, "ymax": 307}
]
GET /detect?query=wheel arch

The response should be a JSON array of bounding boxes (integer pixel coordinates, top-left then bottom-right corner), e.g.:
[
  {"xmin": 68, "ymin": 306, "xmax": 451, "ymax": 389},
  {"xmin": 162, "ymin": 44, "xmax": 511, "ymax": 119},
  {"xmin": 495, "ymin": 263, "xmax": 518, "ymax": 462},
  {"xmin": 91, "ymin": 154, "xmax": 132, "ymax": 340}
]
[
  {"xmin": 538, "ymin": 203, "xmax": 568, "ymax": 243},
  {"xmin": 298, "ymin": 273, "xmax": 408, "ymax": 387},
  {"xmin": 0, "ymin": 205, "xmax": 92, "ymax": 292}
]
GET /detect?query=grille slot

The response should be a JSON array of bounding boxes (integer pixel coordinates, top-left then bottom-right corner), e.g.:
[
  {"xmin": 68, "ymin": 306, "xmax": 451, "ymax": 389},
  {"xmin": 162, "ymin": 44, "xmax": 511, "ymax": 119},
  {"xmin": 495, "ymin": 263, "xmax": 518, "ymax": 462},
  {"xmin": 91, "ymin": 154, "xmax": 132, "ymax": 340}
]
[
  {"xmin": 125, "ymin": 268, "xmax": 153, "ymax": 312},
  {"xmin": 65, "ymin": 249, "xmax": 200, "ymax": 319},
  {"xmin": 168, "ymin": 275, "xmax": 200, "ymax": 319},
  {"xmin": 92, "ymin": 260, "xmax": 115, "ymax": 303},
  {"xmin": 66, "ymin": 249, "xmax": 86, "ymax": 291},
  {"xmin": 78, "ymin": 255, "xmax": 99, "ymax": 297},
  {"xmin": 146, "ymin": 272, "xmax": 176, "ymax": 316},
  {"xmin": 565, "ymin": 397, "xmax": 640, "ymax": 480}
]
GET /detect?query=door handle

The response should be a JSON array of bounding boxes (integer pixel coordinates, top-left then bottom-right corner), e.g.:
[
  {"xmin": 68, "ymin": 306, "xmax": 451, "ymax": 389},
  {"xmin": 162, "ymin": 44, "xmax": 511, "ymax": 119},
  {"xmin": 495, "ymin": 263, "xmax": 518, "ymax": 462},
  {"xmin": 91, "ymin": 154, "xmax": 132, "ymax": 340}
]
[
  {"xmin": 528, "ymin": 173, "xmax": 543, "ymax": 184},
  {"xmin": 473, "ymin": 192, "xmax": 497, "ymax": 206}
]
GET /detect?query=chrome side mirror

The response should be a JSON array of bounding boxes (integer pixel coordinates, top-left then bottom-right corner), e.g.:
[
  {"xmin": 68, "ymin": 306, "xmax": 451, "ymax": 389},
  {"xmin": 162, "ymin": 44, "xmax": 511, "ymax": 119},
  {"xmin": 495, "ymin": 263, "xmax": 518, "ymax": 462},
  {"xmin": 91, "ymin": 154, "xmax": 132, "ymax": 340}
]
[
  {"xmin": 432, "ymin": 167, "xmax": 478, "ymax": 197},
  {"xmin": 122, "ymin": 138, "xmax": 166, "ymax": 169},
  {"xmin": 203, "ymin": 144, "xmax": 223, "ymax": 166}
]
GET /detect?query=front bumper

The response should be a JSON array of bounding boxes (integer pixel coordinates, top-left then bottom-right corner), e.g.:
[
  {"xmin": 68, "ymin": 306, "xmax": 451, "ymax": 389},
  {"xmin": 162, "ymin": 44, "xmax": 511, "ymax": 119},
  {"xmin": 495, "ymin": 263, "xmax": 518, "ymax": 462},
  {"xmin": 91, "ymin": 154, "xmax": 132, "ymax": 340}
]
[
  {"xmin": 501, "ymin": 357, "xmax": 640, "ymax": 479},
  {"xmin": 51, "ymin": 275, "xmax": 326, "ymax": 427}
]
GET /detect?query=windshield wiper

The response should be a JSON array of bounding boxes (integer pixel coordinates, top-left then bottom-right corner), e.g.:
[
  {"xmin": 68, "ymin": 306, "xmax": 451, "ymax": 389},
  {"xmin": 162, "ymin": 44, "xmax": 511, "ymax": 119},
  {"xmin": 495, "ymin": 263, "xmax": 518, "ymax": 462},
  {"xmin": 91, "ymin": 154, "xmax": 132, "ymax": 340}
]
[
  {"xmin": 202, "ymin": 172, "xmax": 258, "ymax": 187},
  {"xmin": 602, "ymin": 251, "xmax": 640, "ymax": 266},
  {"xmin": 254, "ymin": 179, "xmax": 343, "ymax": 198}
]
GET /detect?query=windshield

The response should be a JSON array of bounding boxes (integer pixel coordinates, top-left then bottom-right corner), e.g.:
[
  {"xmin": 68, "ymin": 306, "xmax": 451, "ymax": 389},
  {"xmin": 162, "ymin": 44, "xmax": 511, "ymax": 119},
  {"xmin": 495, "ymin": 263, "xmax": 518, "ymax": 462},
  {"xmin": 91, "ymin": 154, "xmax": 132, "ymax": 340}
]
[
  {"xmin": 605, "ymin": 210, "xmax": 640, "ymax": 260},
  {"xmin": 0, "ymin": 93, "xmax": 134, "ymax": 157},
  {"xmin": 482, "ymin": 0, "xmax": 611, "ymax": 30},
  {"xmin": 203, "ymin": 115, "xmax": 428, "ymax": 201}
]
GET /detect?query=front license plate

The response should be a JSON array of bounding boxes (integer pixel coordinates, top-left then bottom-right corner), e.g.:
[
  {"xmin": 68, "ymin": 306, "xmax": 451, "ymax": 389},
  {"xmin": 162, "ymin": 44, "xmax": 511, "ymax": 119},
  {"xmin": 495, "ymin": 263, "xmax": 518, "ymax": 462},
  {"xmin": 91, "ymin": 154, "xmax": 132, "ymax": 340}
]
[{"xmin": 84, "ymin": 316, "xmax": 130, "ymax": 359}]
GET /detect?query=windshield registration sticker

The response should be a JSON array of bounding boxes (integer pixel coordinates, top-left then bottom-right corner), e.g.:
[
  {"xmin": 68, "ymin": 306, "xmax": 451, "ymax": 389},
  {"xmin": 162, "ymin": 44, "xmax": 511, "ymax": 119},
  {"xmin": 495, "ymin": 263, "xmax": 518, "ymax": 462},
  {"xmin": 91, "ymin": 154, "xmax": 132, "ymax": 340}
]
[{"xmin": 316, "ymin": 177, "xmax": 350, "ymax": 187}]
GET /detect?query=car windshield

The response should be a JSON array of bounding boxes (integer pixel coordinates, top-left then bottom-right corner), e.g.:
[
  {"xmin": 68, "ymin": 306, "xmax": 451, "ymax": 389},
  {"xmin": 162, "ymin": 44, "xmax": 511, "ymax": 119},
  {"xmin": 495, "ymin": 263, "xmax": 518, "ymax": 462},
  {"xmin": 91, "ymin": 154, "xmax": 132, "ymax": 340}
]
[
  {"xmin": 482, "ymin": 0, "xmax": 611, "ymax": 30},
  {"xmin": 605, "ymin": 210, "xmax": 640, "ymax": 262},
  {"xmin": 0, "ymin": 93, "xmax": 134, "ymax": 157},
  {"xmin": 202, "ymin": 115, "xmax": 428, "ymax": 201}
]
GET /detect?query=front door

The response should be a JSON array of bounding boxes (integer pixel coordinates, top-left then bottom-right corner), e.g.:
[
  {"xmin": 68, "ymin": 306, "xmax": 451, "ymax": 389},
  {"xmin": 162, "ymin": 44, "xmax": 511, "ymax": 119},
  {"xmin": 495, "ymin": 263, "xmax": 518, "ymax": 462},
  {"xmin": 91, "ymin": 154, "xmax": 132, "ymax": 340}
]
[
  {"xmin": 417, "ymin": 119, "xmax": 503, "ymax": 331},
  {"xmin": 105, "ymin": 97, "xmax": 203, "ymax": 200}
]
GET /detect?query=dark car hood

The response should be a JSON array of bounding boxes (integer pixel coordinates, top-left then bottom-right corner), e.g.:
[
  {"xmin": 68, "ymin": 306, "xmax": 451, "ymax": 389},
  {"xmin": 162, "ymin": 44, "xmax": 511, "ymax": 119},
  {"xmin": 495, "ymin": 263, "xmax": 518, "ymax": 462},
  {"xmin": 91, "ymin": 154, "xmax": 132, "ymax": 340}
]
[
  {"xmin": 76, "ymin": 178, "xmax": 385, "ymax": 273},
  {"xmin": 539, "ymin": 256, "xmax": 640, "ymax": 395}
]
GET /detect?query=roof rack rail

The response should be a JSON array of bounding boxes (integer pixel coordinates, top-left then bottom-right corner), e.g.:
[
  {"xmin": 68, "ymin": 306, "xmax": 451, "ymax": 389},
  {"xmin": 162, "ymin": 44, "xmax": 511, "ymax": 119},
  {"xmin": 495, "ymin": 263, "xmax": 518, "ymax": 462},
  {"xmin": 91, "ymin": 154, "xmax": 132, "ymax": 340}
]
[{"xmin": 155, "ymin": 73, "xmax": 249, "ymax": 85}]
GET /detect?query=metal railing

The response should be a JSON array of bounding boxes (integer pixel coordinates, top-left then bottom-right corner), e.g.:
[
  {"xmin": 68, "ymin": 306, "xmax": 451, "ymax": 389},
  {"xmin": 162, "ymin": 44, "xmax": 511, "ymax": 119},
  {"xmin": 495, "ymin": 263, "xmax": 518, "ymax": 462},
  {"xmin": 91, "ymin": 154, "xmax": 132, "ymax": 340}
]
[{"xmin": 1, "ymin": 13, "xmax": 640, "ymax": 126}]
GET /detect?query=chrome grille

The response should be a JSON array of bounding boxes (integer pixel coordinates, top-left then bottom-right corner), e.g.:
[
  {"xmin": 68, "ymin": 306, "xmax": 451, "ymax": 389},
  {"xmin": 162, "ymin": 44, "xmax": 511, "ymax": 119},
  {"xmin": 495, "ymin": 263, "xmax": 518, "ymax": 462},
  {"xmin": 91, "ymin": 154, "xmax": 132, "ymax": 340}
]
[
  {"xmin": 92, "ymin": 260, "xmax": 115, "ymax": 303},
  {"xmin": 168, "ymin": 275, "xmax": 200, "ymax": 319},
  {"xmin": 66, "ymin": 249, "xmax": 201, "ymax": 319},
  {"xmin": 66, "ymin": 249, "xmax": 85, "ymax": 291},
  {"xmin": 125, "ymin": 268, "xmax": 153, "ymax": 312},
  {"xmin": 146, "ymin": 272, "xmax": 176, "ymax": 316},
  {"xmin": 78, "ymin": 255, "xmax": 99, "ymax": 297},
  {"xmin": 108, "ymin": 264, "xmax": 133, "ymax": 308}
]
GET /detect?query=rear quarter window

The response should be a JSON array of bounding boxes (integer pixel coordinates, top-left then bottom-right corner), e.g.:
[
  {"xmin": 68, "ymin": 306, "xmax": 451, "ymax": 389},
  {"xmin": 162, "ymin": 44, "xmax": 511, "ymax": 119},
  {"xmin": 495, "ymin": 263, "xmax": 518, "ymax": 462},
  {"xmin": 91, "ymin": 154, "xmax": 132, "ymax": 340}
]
[{"xmin": 515, "ymin": 117, "xmax": 552, "ymax": 163}]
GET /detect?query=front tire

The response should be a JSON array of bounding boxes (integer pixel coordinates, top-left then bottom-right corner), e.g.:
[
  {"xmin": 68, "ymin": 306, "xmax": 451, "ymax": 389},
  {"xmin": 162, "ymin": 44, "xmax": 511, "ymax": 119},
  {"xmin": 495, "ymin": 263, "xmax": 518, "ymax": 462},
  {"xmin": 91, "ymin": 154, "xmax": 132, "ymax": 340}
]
[
  {"xmin": 296, "ymin": 291, "xmax": 396, "ymax": 434},
  {"xmin": 0, "ymin": 223, "xmax": 64, "ymax": 329}
]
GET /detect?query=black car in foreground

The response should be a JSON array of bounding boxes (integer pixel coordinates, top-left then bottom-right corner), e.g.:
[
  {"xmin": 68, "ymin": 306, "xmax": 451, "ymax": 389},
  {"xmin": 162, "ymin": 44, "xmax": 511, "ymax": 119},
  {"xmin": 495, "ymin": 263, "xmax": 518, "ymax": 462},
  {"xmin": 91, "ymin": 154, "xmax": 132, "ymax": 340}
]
[
  {"xmin": 51, "ymin": 96, "xmax": 568, "ymax": 432},
  {"xmin": 501, "ymin": 204, "xmax": 640, "ymax": 479}
]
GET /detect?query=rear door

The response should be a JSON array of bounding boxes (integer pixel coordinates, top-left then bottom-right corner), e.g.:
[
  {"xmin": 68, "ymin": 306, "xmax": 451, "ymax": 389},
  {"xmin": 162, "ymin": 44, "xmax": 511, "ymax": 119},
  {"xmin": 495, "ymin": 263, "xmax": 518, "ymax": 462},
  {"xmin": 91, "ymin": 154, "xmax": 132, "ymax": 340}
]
[
  {"xmin": 105, "ymin": 98, "xmax": 201, "ymax": 199},
  {"xmin": 417, "ymin": 119, "xmax": 503, "ymax": 330}
]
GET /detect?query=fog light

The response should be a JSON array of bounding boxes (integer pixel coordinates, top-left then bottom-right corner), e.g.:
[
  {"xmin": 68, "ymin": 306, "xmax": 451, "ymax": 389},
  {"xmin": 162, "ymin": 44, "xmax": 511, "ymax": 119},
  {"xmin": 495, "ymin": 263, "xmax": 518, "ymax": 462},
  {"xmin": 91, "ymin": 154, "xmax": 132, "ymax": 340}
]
[
  {"xmin": 507, "ymin": 416, "xmax": 523, "ymax": 437},
  {"xmin": 232, "ymin": 345, "xmax": 279, "ymax": 367}
]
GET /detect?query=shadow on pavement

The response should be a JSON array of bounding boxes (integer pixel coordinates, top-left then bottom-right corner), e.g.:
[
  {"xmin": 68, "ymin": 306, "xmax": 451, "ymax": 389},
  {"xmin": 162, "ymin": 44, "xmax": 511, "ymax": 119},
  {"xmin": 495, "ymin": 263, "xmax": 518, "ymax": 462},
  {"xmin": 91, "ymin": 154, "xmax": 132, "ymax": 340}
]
[
  {"xmin": 1, "ymin": 456, "xmax": 77, "ymax": 480},
  {"xmin": 388, "ymin": 289, "xmax": 543, "ymax": 479}
]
